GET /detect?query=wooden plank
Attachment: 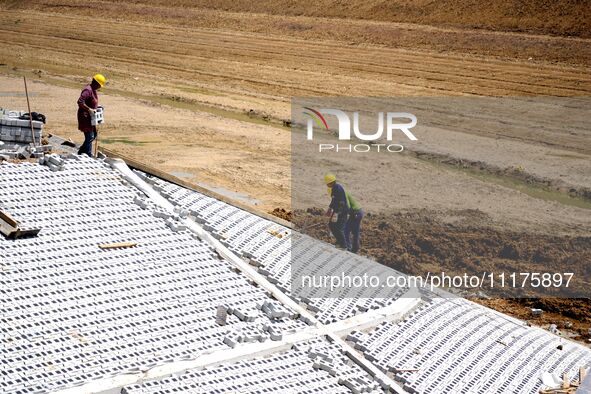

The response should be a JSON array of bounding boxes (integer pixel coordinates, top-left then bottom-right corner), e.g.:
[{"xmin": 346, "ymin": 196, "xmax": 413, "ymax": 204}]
[
  {"xmin": 0, "ymin": 210, "xmax": 18, "ymax": 227},
  {"xmin": 98, "ymin": 242, "xmax": 137, "ymax": 250}
]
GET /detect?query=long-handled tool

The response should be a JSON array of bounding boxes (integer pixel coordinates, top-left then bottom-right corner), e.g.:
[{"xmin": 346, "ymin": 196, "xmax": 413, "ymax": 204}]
[
  {"xmin": 23, "ymin": 76, "xmax": 37, "ymax": 146},
  {"xmin": 324, "ymin": 211, "xmax": 335, "ymax": 238},
  {"xmin": 93, "ymin": 131, "xmax": 99, "ymax": 158},
  {"xmin": 90, "ymin": 106, "xmax": 104, "ymax": 158},
  {"xmin": 299, "ymin": 210, "xmax": 335, "ymax": 233},
  {"xmin": 299, "ymin": 222, "xmax": 324, "ymax": 232}
]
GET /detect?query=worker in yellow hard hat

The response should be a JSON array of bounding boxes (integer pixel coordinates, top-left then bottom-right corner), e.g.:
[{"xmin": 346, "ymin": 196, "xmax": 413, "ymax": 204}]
[
  {"xmin": 326, "ymin": 174, "xmax": 364, "ymax": 253},
  {"xmin": 77, "ymin": 74, "xmax": 106, "ymax": 156},
  {"xmin": 324, "ymin": 173, "xmax": 348, "ymax": 250}
]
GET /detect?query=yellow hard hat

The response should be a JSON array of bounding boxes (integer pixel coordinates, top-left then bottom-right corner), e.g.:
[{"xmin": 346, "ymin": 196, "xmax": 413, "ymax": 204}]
[
  {"xmin": 93, "ymin": 74, "xmax": 107, "ymax": 87},
  {"xmin": 324, "ymin": 173, "xmax": 336, "ymax": 185}
]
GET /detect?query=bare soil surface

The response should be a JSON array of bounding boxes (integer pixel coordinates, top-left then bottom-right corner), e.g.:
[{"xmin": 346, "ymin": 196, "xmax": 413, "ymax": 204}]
[
  {"xmin": 133, "ymin": 0, "xmax": 590, "ymax": 38},
  {"xmin": 478, "ymin": 298, "xmax": 591, "ymax": 342},
  {"xmin": 2, "ymin": 0, "xmax": 590, "ymax": 64},
  {"xmin": 0, "ymin": 76, "xmax": 290, "ymax": 210}
]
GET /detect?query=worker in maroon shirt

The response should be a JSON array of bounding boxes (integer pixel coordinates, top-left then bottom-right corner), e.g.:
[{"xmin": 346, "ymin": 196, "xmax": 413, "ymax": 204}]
[{"xmin": 77, "ymin": 74, "xmax": 106, "ymax": 156}]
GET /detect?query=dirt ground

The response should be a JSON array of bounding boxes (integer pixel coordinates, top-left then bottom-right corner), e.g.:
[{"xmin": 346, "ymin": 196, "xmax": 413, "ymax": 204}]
[
  {"xmin": 0, "ymin": 75, "xmax": 290, "ymax": 209},
  {"xmin": 0, "ymin": 2, "xmax": 589, "ymax": 337}
]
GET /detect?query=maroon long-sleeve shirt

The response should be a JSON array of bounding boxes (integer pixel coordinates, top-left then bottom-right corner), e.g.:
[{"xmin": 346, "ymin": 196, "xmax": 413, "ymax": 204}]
[{"xmin": 77, "ymin": 84, "xmax": 98, "ymax": 132}]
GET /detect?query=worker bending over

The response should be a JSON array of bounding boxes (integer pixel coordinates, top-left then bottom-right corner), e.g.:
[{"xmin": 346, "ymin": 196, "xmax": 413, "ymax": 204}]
[
  {"xmin": 325, "ymin": 174, "xmax": 363, "ymax": 253},
  {"xmin": 77, "ymin": 74, "xmax": 106, "ymax": 157}
]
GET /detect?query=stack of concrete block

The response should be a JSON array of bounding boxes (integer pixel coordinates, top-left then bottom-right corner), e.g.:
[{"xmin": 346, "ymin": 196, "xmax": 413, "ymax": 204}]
[
  {"xmin": 216, "ymin": 305, "xmax": 229, "ymax": 326},
  {"xmin": 259, "ymin": 300, "xmax": 297, "ymax": 320},
  {"xmin": 165, "ymin": 216, "xmax": 187, "ymax": 232},
  {"xmin": 0, "ymin": 108, "xmax": 26, "ymax": 118},
  {"xmin": 29, "ymin": 144, "xmax": 52, "ymax": 157},
  {"xmin": 0, "ymin": 116, "xmax": 43, "ymax": 144}
]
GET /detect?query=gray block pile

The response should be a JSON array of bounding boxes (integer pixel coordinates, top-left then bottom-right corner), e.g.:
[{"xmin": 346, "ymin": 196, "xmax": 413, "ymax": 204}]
[
  {"xmin": 38, "ymin": 153, "xmax": 66, "ymax": 171},
  {"xmin": 0, "ymin": 143, "xmax": 51, "ymax": 161},
  {"xmin": 0, "ymin": 108, "xmax": 43, "ymax": 144}
]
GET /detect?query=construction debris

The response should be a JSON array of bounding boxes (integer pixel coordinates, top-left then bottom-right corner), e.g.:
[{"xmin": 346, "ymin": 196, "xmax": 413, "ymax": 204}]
[
  {"xmin": 0, "ymin": 208, "xmax": 41, "ymax": 239},
  {"xmin": 267, "ymin": 228, "xmax": 289, "ymax": 239},
  {"xmin": 539, "ymin": 368, "xmax": 587, "ymax": 393},
  {"xmin": 216, "ymin": 305, "xmax": 228, "ymax": 326},
  {"xmin": 269, "ymin": 207, "xmax": 292, "ymax": 222},
  {"xmin": 0, "ymin": 141, "xmax": 52, "ymax": 161},
  {"xmin": 532, "ymin": 308, "xmax": 544, "ymax": 316}
]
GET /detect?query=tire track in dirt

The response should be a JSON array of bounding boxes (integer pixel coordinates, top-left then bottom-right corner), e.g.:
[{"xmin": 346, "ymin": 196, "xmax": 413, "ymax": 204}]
[
  {"xmin": 15, "ymin": 17, "xmax": 591, "ymax": 89},
  {"xmin": 0, "ymin": 28, "xmax": 584, "ymax": 99},
  {"xmin": 1, "ymin": 12, "xmax": 589, "ymax": 97},
  {"xmin": 11, "ymin": 2, "xmax": 591, "ymax": 64},
  {"xmin": 5, "ymin": 13, "xmax": 585, "ymax": 85},
  {"xmin": 0, "ymin": 35, "xmax": 465, "ymax": 99},
  {"xmin": 0, "ymin": 32, "xmax": 340, "ymax": 97}
]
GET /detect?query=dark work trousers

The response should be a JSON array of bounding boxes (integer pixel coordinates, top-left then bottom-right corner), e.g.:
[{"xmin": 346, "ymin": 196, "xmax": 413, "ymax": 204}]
[
  {"xmin": 329, "ymin": 210, "xmax": 348, "ymax": 249},
  {"xmin": 78, "ymin": 128, "xmax": 97, "ymax": 157},
  {"xmin": 345, "ymin": 209, "xmax": 364, "ymax": 253}
]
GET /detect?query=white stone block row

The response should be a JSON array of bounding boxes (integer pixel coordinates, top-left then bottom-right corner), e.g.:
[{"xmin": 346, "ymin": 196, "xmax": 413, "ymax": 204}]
[
  {"xmin": 0, "ymin": 108, "xmax": 26, "ymax": 118},
  {"xmin": 353, "ymin": 298, "xmax": 591, "ymax": 394}
]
